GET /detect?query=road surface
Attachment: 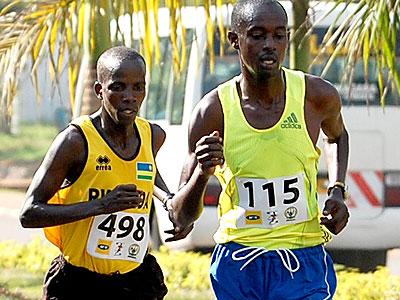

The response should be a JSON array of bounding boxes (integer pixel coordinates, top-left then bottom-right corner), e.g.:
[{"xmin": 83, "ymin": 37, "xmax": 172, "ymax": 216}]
[{"xmin": 0, "ymin": 188, "xmax": 399, "ymax": 275}]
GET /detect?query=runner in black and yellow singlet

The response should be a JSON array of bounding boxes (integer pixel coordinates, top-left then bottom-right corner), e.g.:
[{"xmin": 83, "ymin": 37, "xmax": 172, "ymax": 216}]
[
  {"xmin": 167, "ymin": 1, "xmax": 350, "ymax": 300},
  {"xmin": 45, "ymin": 115, "xmax": 156, "ymax": 274},
  {"xmin": 20, "ymin": 46, "xmax": 192, "ymax": 300}
]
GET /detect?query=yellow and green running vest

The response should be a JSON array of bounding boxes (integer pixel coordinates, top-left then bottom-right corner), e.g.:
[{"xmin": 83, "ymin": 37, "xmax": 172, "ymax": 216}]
[
  {"xmin": 44, "ymin": 115, "xmax": 156, "ymax": 274},
  {"xmin": 214, "ymin": 67, "xmax": 332, "ymax": 250}
]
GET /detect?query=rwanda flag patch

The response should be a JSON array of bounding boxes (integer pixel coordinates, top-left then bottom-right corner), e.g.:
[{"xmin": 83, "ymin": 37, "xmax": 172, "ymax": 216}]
[{"xmin": 137, "ymin": 162, "xmax": 153, "ymax": 181}]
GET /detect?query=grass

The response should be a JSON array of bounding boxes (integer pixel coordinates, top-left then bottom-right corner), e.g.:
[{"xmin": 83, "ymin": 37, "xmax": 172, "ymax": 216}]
[
  {"xmin": 0, "ymin": 238, "xmax": 214, "ymax": 300},
  {"xmin": 0, "ymin": 269, "xmax": 42, "ymax": 300},
  {"xmin": 0, "ymin": 124, "xmax": 58, "ymax": 163},
  {"xmin": 0, "ymin": 268, "xmax": 214, "ymax": 300},
  {"xmin": 1, "ymin": 239, "xmax": 400, "ymax": 300}
]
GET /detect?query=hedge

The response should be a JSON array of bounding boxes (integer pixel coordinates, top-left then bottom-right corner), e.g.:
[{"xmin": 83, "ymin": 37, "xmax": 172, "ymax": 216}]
[{"xmin": 0, "ymin": 238, "xmax": 399, "ymax": 299}]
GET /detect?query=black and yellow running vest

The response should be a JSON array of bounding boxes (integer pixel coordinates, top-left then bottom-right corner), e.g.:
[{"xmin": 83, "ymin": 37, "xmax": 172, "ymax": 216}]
[{"xmin": 44, "ymin": 116, "xmax": 156, "ymax": 274}]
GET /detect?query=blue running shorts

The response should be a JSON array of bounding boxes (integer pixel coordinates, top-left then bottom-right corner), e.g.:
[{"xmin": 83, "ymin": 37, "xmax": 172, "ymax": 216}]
[{"xmin": 210, "ymin": 242, "xmax": 336, "ymax": 300}]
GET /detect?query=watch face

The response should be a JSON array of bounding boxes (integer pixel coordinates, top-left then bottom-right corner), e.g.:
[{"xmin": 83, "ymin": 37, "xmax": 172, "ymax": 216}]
[{"xmin": 328, "ymin": 182, "xmax": 347, "ymax": 200}]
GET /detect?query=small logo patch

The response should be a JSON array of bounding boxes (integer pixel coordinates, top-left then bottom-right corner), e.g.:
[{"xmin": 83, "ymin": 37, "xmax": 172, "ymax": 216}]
[
  {"xmin": 137, "ymin": 162, "xmax": 153, "ymax": 181},
  {"xmin": 95, "ymin": 239, "xmax": 112, "ymax": 255},
  {"xmin": 281, "ymin": 113, "xmax": 302, "ymax": 129},
  {"xmin": 245, "ymin": 210, "xmax": 263, "ymax": 225},
  {"xmin": 96, "ymin": 155, "xmax": 112, "ymax": 171},
  {"xmin": 128, "ymin": 244, "xmax": 140, "ymax": 258},
  {"xmin": 284, "ymin": 206, "xmax": 298, "ymax": 221},
  {"xmin": 114, "ymin": 242, "xmax": 123, "ymax": 256},
  {"xmin": 267, "ymin": 211, "xmax": 279, "ymax": 225}
]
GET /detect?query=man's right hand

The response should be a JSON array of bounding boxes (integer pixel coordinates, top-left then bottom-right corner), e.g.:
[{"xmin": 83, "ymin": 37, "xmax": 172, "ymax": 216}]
[
  {"xmin": 100, "ymin": 184, "xmax": 145, "ymax": 213},
  {"xmin": 195, "ymin": 131, "xmax": 224, "ymax": 176}
]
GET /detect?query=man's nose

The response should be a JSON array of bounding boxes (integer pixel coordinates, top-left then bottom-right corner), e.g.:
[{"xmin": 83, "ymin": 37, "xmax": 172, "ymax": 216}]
[
  {"xmin": 123, "ymin": 89, "xmax": 137, "ymax": 102},
  {"xmin": 264, "ymin": 35, "xmax": 275, "ymax": 50}
]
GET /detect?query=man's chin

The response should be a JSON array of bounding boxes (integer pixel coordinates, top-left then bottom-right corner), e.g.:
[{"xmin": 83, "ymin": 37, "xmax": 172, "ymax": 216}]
[
  {"xmin": 255, "ymin": 68, "xmax": 280, "ymax": 81},
  {"xmin": 115, "ymin": 116, "xmax": 137, "ymax": 128}
]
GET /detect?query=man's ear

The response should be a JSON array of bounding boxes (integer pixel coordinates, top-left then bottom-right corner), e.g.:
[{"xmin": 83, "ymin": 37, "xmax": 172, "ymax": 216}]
[
  {"xmin": 228, "ymin": 31, "xmax": 239, "ymax": 50},
  {"xmin": 94, "ymin": 81, "xmax": 103, "ymax": 100}
]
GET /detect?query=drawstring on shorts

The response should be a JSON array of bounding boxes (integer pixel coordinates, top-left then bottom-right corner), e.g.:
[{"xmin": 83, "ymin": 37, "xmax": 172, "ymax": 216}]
[{"xmin": 231, "ymin": 246, "xmax": 300, "ymax": 279}]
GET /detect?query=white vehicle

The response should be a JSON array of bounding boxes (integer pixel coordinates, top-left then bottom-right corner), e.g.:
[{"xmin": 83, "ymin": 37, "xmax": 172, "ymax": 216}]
[{"xmin": 142, "ymin": 2, "xmax": 400, "ymax": 270}]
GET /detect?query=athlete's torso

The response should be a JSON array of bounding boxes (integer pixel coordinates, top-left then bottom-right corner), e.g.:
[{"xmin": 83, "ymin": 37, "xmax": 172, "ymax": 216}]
[
  {"xmin": 44, "ymin": 115, "xmax": 156, "ymax": 274},
  {"xmin": 214, "ymin": 67, "xmax": 332, "ymax": 249}
]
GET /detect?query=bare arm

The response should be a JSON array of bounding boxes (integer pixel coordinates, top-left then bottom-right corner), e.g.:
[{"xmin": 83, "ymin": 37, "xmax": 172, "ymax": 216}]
[
  {"xmin": 149, "ymin": 122, "xmax": 176, "ymax": 203},
  {"xmin": 168, "ymin": 90, "xmax": 224, "ymax": 229},
  {"xmin": 320, "ymin": 95, "xmax": 349, "ymax": 187},
  {"xmin": 307, "ymin": 76, "xmax": 350, "ymax": 234},
  {"xmin": 20, "ymin": 125, "xmax": 144, "ymax": 228}
]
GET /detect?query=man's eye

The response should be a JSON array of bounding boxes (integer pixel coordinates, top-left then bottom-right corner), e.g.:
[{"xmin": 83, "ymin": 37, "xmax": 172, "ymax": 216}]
[
  {"xmin": 252, "ymin": 33, "xmax": 263, "ymax": 39},
  {"xmin": 134, "ymin": 84, "xmax": 145, "ymax": 91},
  {"xmin": 275, "ymin": 34, "xmax": 286, "ymax": 40},
  {"xmin": 110, "ymin": 83, "xmax": 124, "ymax": 91}
]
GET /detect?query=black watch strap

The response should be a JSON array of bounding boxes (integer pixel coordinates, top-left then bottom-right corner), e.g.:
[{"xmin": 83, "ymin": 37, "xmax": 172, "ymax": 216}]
[
  {"xmin": 162, "ymin": 193, "xmax": 175, "ymax": 211},
  {"xmin": 327, "ymin": 181, "xmax": 348, "ymax": 200}
]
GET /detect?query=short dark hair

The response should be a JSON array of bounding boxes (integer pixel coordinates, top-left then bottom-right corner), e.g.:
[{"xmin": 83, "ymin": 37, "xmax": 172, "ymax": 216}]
[
  {"xmin": 231, "ymin": 0, "xmax": 288, "ymax": 32},
  {"xmin": 96, "ymin": 46, "xmax": 146, "ymax": 82}
]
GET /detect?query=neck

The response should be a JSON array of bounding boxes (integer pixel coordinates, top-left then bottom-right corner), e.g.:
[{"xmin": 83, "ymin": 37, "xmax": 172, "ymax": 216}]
[
  {"xmin": 98, "ymin": 109, "xmax": 135, "ymax": 144},
  {"xmin": 240, "ymin": 68, "xmax": 285, "ymax": 103}
]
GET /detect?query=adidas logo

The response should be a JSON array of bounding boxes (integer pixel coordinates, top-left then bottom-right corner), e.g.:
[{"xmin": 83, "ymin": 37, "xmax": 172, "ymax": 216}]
[
  {"xmin": 95, "ymin": 155, "xmax": 112, "ymax": 171},
  {"xmin": 281, "ymin": 112, "xmax": 302, "ymax": 129}
]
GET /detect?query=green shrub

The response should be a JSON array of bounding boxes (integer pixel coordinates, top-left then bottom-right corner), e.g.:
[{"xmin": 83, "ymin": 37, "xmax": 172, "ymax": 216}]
[
  {"xmin": 0, "ymin": 238, "xmax": 58, "ymax": 273},
  {"xmin": 1, "ymin": 239, "xmax": 400, "ymax": 300},
  {"xmin": 154, "ymin": 247, "xmax": 212, "ymax": 292},
  {"xmin": 335, "ymin": 267, "xmax": 400, "ymax": 300}
]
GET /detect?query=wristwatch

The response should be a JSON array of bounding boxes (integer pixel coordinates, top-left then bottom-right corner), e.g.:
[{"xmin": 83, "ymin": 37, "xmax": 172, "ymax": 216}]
[
  {"xmin": 327, "ymin": 181, "xmax": 349, "ymax": 200},
  {"xmin": 162, "ymin": 193, "xmax": 175, "ymax": 211}
]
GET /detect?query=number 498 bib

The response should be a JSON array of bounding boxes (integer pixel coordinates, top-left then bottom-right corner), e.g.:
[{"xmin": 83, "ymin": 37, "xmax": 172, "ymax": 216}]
[
  {"xmin": 235, "ymin": 173, "xmax": 310, "ymax": 229},
  {"xmin": 87, "ymin": 212, "xmax": 149, "ymax": 263}
]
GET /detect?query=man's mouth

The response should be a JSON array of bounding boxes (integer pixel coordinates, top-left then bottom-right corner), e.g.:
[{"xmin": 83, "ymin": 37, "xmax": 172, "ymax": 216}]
[
  {"xmin": 260, "ymin": 55, "xmax": 277, "ymax": 67},
  {"xmin": 120, "ymin": 109, "xmax": 136, "ymax": 116},
  {"xmin": 263, "ymin": 60, "xmax": 275, "ymax": 65}
]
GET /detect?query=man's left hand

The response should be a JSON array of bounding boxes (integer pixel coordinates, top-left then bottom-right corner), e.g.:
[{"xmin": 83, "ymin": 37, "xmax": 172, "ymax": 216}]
[
  {"xmin": 320, "ymin": 190, "xmax": 350, "ymax": 235},
  {"xmin": 164, "ymin": 223, "xmax": 194, "ymax": 242}
]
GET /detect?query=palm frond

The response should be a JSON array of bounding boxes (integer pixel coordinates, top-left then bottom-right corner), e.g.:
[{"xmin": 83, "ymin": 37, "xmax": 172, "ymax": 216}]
[
  {"xmin": 312, "ymin": 0, "xmax": 400, "ymax": 105},
  {"xmin": 0, "ymin": 0, "xmax": 237, "ymax": 128}
]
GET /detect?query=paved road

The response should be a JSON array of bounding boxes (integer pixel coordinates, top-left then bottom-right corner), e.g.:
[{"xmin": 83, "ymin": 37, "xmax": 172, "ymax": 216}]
[
  {"xmin": 0, "ymin": 188, "xmax": 399, "ymax": 275},
  {"xmin": 0, "ymin": 189, "xmax": 43, "ymax": 243}
]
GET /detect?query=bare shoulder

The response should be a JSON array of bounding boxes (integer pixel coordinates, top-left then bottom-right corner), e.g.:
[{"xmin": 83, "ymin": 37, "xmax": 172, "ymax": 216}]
[
  {"xmin": 35, "ymin": 124, "xmax": 87, "ymax": 183},
  {"xmin": 305, "ymin": 74, "xmax": 346, "ymax": 139},
  {"xmin": 305, "ymin": 74, "xmax": 341, "ymax": 118},
  {"xmin": 45, "ymin": 125, "xmax": 86, "ymax": 164},
  {"xmin": 188, "ymin": 89, "xmax": 223, "ymax": 151},
  {"xmin": 25, "ymin": 124, "xmax": 87, "ymax": 202},
  {"xmin": 149, "ymin": 122, "xmax": 166, "ymax": 155},
  {"xmin": 194, "ymin": 89, "xmax": 222, "ymax": 119}
]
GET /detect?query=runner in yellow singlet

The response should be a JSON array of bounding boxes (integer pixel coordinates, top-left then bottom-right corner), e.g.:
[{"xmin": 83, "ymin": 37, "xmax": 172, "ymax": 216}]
[
  {"xmin": 20, "ymin": 46, "xmax": 191, "ymax": 300},
  {"xmin": 166, "ymin": 1, "xmax": 350, "ymax": 299}
]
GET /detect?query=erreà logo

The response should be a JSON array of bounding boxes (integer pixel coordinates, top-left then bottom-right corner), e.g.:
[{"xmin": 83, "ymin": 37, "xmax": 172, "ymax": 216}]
[
  {"xmin": 96, "ymin": 155, "xmax": 112, "ymax": 171},
  {"xmin": 281, "ymin": 112, "xmax": 301, "ymax": 129}
]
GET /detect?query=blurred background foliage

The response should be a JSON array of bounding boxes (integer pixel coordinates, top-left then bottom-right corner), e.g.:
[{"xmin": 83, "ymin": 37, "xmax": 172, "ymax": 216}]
[
  {"xmin": 0, "ymin": 0, "xmax": 398, "ymax": 133},
  {"xmin": 0, "ymin": 238, "xmax": 399, "ymax": 300}
]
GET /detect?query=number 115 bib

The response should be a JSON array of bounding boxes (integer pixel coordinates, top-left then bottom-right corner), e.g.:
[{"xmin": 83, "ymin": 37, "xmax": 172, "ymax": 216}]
[{"xmin": 235, "ymin": 173, "xmax": 310, "ymax": 228}]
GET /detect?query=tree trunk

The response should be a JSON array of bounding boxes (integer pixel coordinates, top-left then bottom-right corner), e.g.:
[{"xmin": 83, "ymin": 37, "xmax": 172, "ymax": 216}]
[
  {"xmin": 290, "ymin": 0, "xmax": 310, "ymax": 72},
  {"xmin": 80, "ymin": 64, "xmax": 100, "ymax": 115},
  {"xmin": 78, "ymin": 0, "xmax": 112, "ymax": 116},
  {"xmin": 0, "ymin": 113, "xmax": 11, "ymax": 134}
]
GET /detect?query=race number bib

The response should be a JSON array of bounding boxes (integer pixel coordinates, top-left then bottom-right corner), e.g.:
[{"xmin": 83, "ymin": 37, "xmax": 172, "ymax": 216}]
[
  {"xmin": 235, "ymin": 173, "xmax": 309, "ymax": 229},
  {"xmin": 87, "ymin": 212, "xmax": 149, "ymax": 263}
]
